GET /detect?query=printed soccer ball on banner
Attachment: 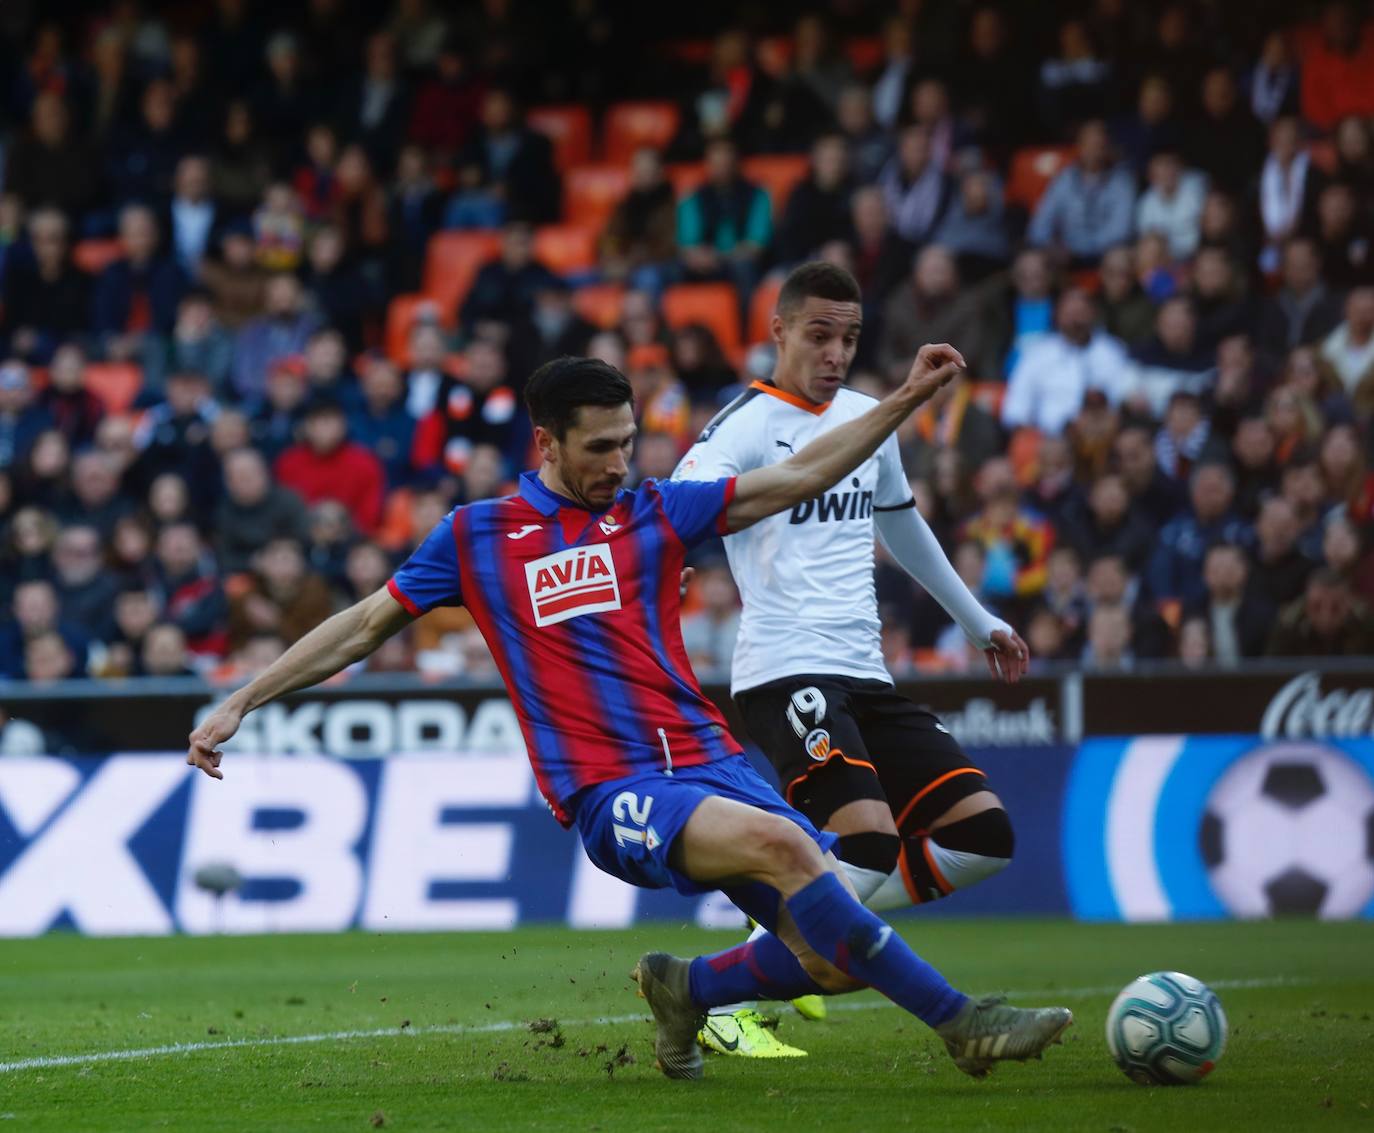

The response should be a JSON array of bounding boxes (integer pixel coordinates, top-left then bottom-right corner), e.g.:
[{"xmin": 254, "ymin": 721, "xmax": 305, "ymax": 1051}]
[
  {"xmin": 1200, "ymin": 743, "xmax": 1374, "ymax": 919},
  {"xmin": 1105, "ymin": 971, "xmax": 1228, "ymax": 1085}
]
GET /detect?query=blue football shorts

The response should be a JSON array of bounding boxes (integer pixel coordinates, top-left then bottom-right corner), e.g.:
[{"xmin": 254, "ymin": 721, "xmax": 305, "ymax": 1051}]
[{"xmin": 572, "ymin": 753, "xmax": 839, "ymax": 918}]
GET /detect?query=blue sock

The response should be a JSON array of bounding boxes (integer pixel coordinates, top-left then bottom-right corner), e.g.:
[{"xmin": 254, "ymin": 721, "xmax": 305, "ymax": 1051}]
[
  {"xmin": 688, "ymin": 933, "xmax": 825, "ymax": 1008},
  {"xmin": 784, "ymin": 873, "xmax": 967, "ymax": 1027}
]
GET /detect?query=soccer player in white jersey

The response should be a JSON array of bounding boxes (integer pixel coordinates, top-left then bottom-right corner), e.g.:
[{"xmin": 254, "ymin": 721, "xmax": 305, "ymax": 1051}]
[{"xmin": 674, "ymin": 262, "xmax": 1030, "ymax": 1058}]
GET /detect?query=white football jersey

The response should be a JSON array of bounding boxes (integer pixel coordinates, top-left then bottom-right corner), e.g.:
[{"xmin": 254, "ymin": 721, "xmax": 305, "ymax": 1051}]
[{"xmin": 673, "ymin": 381, "xmax": 914, "ymax": 694}]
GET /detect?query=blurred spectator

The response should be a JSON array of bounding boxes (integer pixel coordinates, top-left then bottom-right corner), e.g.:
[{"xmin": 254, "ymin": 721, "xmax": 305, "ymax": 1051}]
[
  {"xmin": 200, "ymin": 224, "xmax": 270, "ymax": 330},
  {"xmin": 448, "ymin": 88, "xmax": 560, "ymax": 227},
  {"xmin": 349, "ymin": 353, "xmax": 415, "ymax": 489},
  {"xmin": 1256, "ymin": 237, "xmax": 1345, "ymax": 357},
  {"xmin": 253, "ymin": 183, "xmax": 307, "ymax": 272},
  {"xmin": 275, "ymin": 397, "xmax": 385, "ymax": 536},
  {"xmin": 1003, "ymin": 289, "xmax": 1130, "ymax": 435},
  {"xmin": 1098, "ymin": 245, "xmax": 1157, "ymax": 350},
  {"xmin": 835, "ymin": 85, "xmax": 891, "ymax": 186},
  {"xmin": 1187, "ymin": 67, "xmax": 1266, "ymax": 195},
  {"xmin": 253, "ymin": 32, "xmax": 315, "ymax": 151},
  {"xmin": 1189, "ymin": 247, "xmax": 1257, "ymax": 354},
  {"xmin": 848, "ymin": 186, "xmax": 912, "ymax": 323},
  {"xmin": 1065, "ymin": 473, "xmax": 1155, "ymax": 572},
  {"xmin": 412, "ymin": 339, "xmax": 524, "ymax": 477},
  {"xmin": 1248, "ymin": 31, "xmax": 1300, "ymax": 125},
  {"xmin": 461, "ymin": 222, "xmax": 558, "ymax": 334},
  {"xmin": 1257, "ymin": 118, "xmax": 1320, "ymax": 273},
  {"xmin": 144, "ymin": 291, "xmax": 234, "ymax": 399},
  {"xmin": 93, "ymin": 205, "xmax": 187, "ymax": 361},
  {"xmin": 1023, "ymin": 434, "xmax": 1085, "ymax": 530},
  {"xmin": 878, "ymin": 124, "xmax": 948, "ymax": 246},
  {"xmin": 343, "ymin": 541, "xmax": 394, "ymax": 604},
  {"xmin": 1307, "ymin": 182, "xmax": 1371, "ymax": 290},
  {"xmin": 131, "ymin": 370, "xmax": 220, "ymax": 510},
  {"xmin": 932, "ymin": 169, "xmax": 1010, "ymax": 281},
  {"xmin": 899, "ymin": 378, "xmax": 1002, "ymax": 483},
  {"xmin": 24, "ymin": 631, "xmax": 77, "ymax": 683},
  {"xmin": 1127, "ymin": 300, "xmax": 1216, "ymax": 418},
  {"xmin": 1332, "ymin": 115, "xmax": 1374, "ymax": 198},
  {"xmin": 389, "ymin": 0, "xmax": 449, "ymax": 72},
  {"xmin": 1028, "ymin": 120, "xmax": 1135, "ymax": 265},
  {"xmin": 209, "ymin": 101, "xmax": 274, "ymax": 218},
  {"xmin": 61, "ymin": 449, "xmax": 132, "ymax": 538},
  {"xmin": 168, "ymin": 33, "xmax": 215, "ymax": 143},
  {"xmin": 1177, "ymin": 615, "xmax": 1212, "ymax": 667},
  {"xmin": 1198, "ymin": 189, "xmax": 1256, "ymax": 267},
  {"xmin": 1282, "ymin": 458, "xmax": 1329, "ymax": 560},
  {"xmin": 677, "ymin": 137, "xmax": 772, "ymax": 296},
  {"xmin": 791, "ymin": 13, "xmax": 853, "ymax": 114},
  {"xmin": 0, "ymin": 362, "xmax": 51, "ymax": 468},
  {"xmin": 1082, "ymin": 603, "xmax": 1133, "ymax": 670},
  {"xmin": 1252, "ymin": 495, "xmax": 1317, "ymax": 608},
  {"xmin": 979, "ymin": 248, "xmax": 1055, "ymax": 375},
  {"xmin": 14, "ymin": 430, "xmax": 71, "ymax": 512},
  {"xmin": 227, "ymin": 537, "xmax": 333, "ymax": 652},
  {"xmin": 106, "ymin": 586, "xmax": 159, "ymax": 675},
  {"xmin": 0, "ymin": 579, "xmax": 90, "ymax": 678},
  {"xmin": 1136, "ymin": 149, "xmax": 1206, "ymax": 259},
  {"xmin": 1115, "ymin": 75, "xmax": 1185, "ymax": 177},
  {"xmin": 1147, "ymin": 462, "xmax": 1252, "ymax": 604},
  {"xmin": 1299, "ymin": 1, "xmax": 1374, "ymax": 131},
  {"xmin": 248, "ymin": 357, "xmax": 310, "ymax": 462},
  {"xmin": 1321, "ymin": 286, "xmax": 1374, "ymax": 393},
  {"xmin": 345, "ymin": 31, "xmax": 410, "ymax": 169},
  {"xmin": 1036, "ymin": 19, "xmax": 1115, "ymax": 137},
  {"xmin": 522, "ymin": 278, "xmax": 596, "ymax": 371},
  {"xmin": 680, "ymin": 559, "xmax": 740, "ymax": 674},
  {"xmin": 1, "ymin": 208, "xmax": 90, "ymax": 363},
  {"xmin": 871, "ymin": 16, "xmax": 914, "ymax": 130},
  {"xmin": 332, "ymin": 145, "xmax": 389, "ymax": 270},
  {"xmin": 1268, "ymin": 567, "xmax": 1374, "ymax": 655},
  {"xmin": 1039, "ymin": 545, "xmax": 1089, "ymax": 649},
  {"xmin": 879, "ymin": 246, "xmax": 992, "ymax": 384},
  {"xmin": 150, "ymin": 520, "xmax": 226, "ymax": 655},
  {"xmin": 303, "ymin": 226, "xmax": 377, "ymax": 352},
  {"xmin": 1323, "ymin": 514, "xmax": 1374, "ymax": 602},
  {"xmin": 305, "ymin": 501, "xmax": 356, "ymax": 584},
  {"xmin": 387, "ymin": 144, "xmax": 444, "ymax": 293},
  {"xmin": 1085, "ymin": 552, "xmax": 1172, "ymax": 659},
  {"xmin": 51, "ymin": 524, "xmax": 118, "ymax": 641},
  {"xmin": 216, "ymin": 447, "xmax": 310, "ymax": 574},
  {"xmin": 1230, "ymin": 416, "xmax": 1281, "ymax": 519},
  {"xmin": 1320, "ymin": 420, "xmax": 1365, "ymax": 506},
  {"xmin": 600, "ymin": 149, "xmax": 678, "ymax": 295},
  {"xmin": 231, "ymin": 274, "xmax": 320, "ymax": 402},
  {"xmin": 776, "ymin": 134, "xmax": 854, "ymax": 267},
  {"xmin": 141, "ymin": 622, "xmax": 195, "ymax": 677},
  {"xmin": 166, "ymin": 156, "xmax": 219, "ymax": 279},
  {"xmin": 903, "ymin": 78, "xmax": 965, "ymax": 172},
  {"xmin": 5, "ymin": 92, "xmax": 99, "ymax": 222},
  {"xmin": 960, "ymin": 457, "xmax": 1054, "ymax": 601},
  {"xmin": 40, "ymin": 345, "xmax": 104, "ymax": 450},
  {"xmin": 400, "ymin": 321, "xmax": 451, "ymax": 419},
  {"xmin": 407, "ymin": 38, "xmax": 484, "ymax": 164},
  {"xmin": 665, "ymin": 330, "xmax": 733, "ymax": 406},
  {"xmin": 954, "ymin": 6, "xmax": 1034, "ymax": 154},
  {"xmin": 1186, "ymin": 542, "xmax": 1273, "ymax": 664},
  {"xmin": 106, "ymin": 79, "xmax": 183, "ymax": 206}
]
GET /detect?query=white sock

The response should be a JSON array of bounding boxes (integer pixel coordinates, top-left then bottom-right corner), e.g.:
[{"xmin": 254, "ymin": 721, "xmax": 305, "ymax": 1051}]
[{"xmin": 863, "ymin": 843, "xmax": 1011, "ymax": 912}]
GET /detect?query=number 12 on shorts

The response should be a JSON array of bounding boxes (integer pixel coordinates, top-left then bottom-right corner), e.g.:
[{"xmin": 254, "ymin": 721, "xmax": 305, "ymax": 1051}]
[{"xmin": 611, "ymin": 790, "xmax": 661, "ymax": 850}]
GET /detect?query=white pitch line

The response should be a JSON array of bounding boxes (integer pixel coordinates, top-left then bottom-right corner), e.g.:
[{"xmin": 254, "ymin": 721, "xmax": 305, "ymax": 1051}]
[{"xmin": 0, "ymin": 976, "xmax": 1304, "ymax": 1075}]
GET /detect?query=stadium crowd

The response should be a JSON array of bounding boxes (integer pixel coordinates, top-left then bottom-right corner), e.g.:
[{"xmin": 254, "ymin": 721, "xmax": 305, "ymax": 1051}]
[{"xmin": 2, "ymin": 0, "xmax": 1374, "ymax": 687}]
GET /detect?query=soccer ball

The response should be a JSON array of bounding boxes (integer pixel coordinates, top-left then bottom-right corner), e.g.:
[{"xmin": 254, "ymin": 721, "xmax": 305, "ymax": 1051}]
[
  {"xmin": 1200, "ymin": 743, "xmax": 1374, "ymax": 919},
  {"xmin": 1105, "ymin": 971, "xmax": 1227, "ymax": 1086}
]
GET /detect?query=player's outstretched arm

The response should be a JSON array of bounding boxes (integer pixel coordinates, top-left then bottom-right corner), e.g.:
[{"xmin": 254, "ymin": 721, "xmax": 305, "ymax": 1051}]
[
  {"xmin": 186, "ymin": 586, "xmax": 415, "ymax": 779},
  {"xmin": 725, "ymin": 343, "xmax": 965, "ymax": 531}
]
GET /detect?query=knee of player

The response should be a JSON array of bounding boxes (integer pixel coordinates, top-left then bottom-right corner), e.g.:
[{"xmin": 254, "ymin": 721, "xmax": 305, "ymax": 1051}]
[
  {"xmin": 932, "ymin": 805, "xmax": 1015, "ymax": 862},
  {"xmin": 751, "ymin": 815, "xmax": 827, "ymax": 886},
  {"xmin": 798, "ymin": 951, "xmax": 864, "ymax": 994}
]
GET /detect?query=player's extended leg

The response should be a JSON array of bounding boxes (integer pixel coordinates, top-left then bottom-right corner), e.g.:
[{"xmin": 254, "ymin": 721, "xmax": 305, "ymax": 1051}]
[{"xmin": 635, "ymin": 793, "xmax": 1071, "ymax": 1080}]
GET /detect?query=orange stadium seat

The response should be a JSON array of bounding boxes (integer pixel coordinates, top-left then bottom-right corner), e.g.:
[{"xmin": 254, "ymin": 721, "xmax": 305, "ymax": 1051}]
[
  {"xmin": 603, "ymin": 100, "xmax": 680, "ymax": 164},
  {"xmin": 533, "ymin": 225, "xmax": 597, "ymax": 274},
  {"xmin": 71, "ymin": 238, "xmax": 124, "ymax": 275},
  {"xmin": 662, "ymin": 282, "xmax": 742, "ymax": 354},
  {"xmin": 564, "ymin": 163, "xmax": 631, "ymax": 229},
  {"xmin": 83, "ymin": 362, "xmax": 142, "ymax": 415},
  {"xmin": 1006, "ymin": 145, "xmax": 1076, "ymax": 211},
  {"xmin": 385, "ymin": 293, "xmax": 450, "ymax": 364},
  {"xmin": 527, "ymin": 104, "xmax": 593, "ymax": 172},
  {"xmin": 748, "ymin": 273, "xmax": 784, "ymax": 345},
  {"xmin": 571, "ymin": 283, "xmax": 625, "ymax": 328},
  {"xmin": 741, "ymin": 154, "xmax": 810, "ymax": 215},
  {"xmin": 666, "ymin": 161, "xmax": 706, "ymax": 199},
  {"xmin": 422, "ymin": 231, "xmax": 501, "ymax": 319}
]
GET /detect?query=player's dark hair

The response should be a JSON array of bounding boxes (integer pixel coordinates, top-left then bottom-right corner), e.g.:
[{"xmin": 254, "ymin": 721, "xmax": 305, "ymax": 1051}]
[
  {"xmin": 524, "ymin": 355, "xmax": 634, "ymax": 439},
  {"xmin": 777, "ymin": 261, "xmax": 862, "ymax": 321}
]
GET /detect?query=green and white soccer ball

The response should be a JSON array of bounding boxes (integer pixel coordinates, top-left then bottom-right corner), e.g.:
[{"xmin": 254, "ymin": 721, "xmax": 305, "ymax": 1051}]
[{"xmin": 1105, "ymin": 971, "xmax": 1228, "ymax": 1085}]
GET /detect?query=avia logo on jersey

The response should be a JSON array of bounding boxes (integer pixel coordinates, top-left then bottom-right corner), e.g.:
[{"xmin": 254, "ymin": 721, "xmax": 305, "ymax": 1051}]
[
  {"xmin": 788, "ymin": 484, "xmax": 874, "ymax": 525},
  {"xmin": 524, "ymin": 544, "xmax": 622, "ymax": 627}
]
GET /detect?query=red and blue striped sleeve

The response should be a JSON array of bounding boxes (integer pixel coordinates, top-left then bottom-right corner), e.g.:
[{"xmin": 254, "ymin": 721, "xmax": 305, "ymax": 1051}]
[
  {"xmin": 652, "ymin": 476, "xmax": 738, "ymax": 547},
  {"xmin": 386, "ymin": 509, "xmax": 463, "ymax": 616}
]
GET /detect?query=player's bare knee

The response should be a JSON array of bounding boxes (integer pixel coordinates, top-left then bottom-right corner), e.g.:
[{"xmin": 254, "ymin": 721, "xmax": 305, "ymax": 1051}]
[{"xmin": 749, "ymin": 815, "xmax": 826, "ymax": 890}]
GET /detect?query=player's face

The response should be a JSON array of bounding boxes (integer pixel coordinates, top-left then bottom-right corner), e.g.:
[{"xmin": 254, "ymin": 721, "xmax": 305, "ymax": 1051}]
[
  {"xmin": 773, "ymin": 297, "xmax": 863, "ymax": 404},
  {"xmin": 541, "ymin": 402, "xmax": 637, "ymax": 511}
]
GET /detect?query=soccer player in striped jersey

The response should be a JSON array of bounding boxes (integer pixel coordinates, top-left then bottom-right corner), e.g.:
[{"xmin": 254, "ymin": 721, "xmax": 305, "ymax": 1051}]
[
  {"xmin": 187, "ymin": 352, "xmax": 1069, "ymax": 1082},
  {"xmin": 674, "ymin": 263, "xmax": 1030, "ymax": 1058}
]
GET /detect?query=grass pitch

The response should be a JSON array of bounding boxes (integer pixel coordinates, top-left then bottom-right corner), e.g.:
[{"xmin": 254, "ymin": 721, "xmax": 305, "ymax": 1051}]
[{"xmin": 1, "ymin": 919, "xmax": 1371, "ymax": 1132}]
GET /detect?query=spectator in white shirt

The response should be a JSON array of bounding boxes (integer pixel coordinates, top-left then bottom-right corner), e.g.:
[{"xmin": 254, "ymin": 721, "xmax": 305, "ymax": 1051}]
[
  {"xmin": 1136, "ymin": 148, "xmax": 1207, "ymax": 258},
  {"xmin": 1258, "ymin": 115, "xmax": 1316, "ymax": 273},
  {"xmin": 1002, "ymin": 288, "xmax": 1130, "ymax": 436},
  {"xmin": 1321, "ymin": 286, "xmax": 1374, "ymax": 393},
  {"xmin": 167, "ymin": 155, "xmax": 218, "ymax": 280}
]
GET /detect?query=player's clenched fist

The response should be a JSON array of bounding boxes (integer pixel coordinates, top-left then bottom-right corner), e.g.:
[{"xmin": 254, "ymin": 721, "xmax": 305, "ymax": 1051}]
[{"xmin": 901, "ymin": 343, "xmax": 966, "ymax": 405}]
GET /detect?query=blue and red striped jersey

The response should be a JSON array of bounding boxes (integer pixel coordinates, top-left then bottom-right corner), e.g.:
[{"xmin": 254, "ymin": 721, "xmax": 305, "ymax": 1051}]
[{"xmin": 387, "ymin": 470, "xmax": 742, "ymax": 826}]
